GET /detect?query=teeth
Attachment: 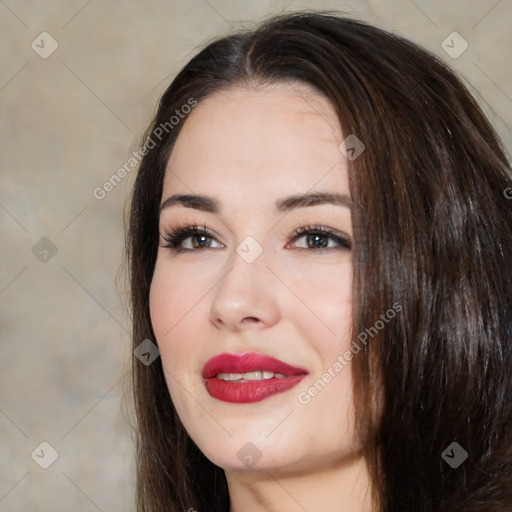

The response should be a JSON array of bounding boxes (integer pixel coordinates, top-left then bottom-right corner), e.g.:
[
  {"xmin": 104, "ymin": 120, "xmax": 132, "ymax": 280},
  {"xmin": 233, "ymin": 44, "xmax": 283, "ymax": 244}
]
[
  {"xmin": 244, "ymin": 371, "xmax": 263, "ymax": 380},
  {"xmin": 216, "ymin": 371, "xmax": 289, "ymax": 381},
  {"xmin": 216, "ymin": 372, "xmax": 243, "ymax": 381}
]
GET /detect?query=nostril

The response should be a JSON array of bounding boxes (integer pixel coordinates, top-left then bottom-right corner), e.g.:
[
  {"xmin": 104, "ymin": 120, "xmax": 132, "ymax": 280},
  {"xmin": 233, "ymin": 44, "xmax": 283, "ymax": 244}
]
[
  {"xmin": 243, "ymin": 317, "xmax": 260, "ymax": 324},
  {"xmin": 213, "ymin": 317, "xmax": 226, "ymax": 327}
]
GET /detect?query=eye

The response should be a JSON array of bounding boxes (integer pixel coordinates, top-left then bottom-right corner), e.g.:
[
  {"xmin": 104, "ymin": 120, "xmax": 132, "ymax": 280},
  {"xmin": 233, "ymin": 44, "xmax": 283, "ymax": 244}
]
[
  {"xmin": 161, "ymin": 225, "xmax": 223, "ymax": 252},
  {"xmin": 289, "ymin": 225, "xmax": 351, "ymax": 251}
]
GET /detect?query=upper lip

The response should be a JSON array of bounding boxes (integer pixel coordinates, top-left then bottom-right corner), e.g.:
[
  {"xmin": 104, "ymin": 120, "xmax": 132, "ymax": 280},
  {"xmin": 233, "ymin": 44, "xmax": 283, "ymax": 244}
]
[{"xmin": 202, "ymin": 352, "xmax": 308, "ymax": 379}]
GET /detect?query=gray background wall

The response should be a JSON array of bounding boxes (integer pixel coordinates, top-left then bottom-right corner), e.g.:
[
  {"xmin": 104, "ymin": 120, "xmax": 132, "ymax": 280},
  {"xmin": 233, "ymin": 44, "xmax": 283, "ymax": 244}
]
[{"xmin": 1, "ymin": 1, "xmax": 510, "ymax": 510}]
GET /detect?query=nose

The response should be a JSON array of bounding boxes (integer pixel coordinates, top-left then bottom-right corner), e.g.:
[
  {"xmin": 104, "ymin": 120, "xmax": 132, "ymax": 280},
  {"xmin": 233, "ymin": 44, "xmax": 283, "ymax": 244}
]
[{"xmin": 209, "ymin": 249, "xmax": 280, "ymax": 332}]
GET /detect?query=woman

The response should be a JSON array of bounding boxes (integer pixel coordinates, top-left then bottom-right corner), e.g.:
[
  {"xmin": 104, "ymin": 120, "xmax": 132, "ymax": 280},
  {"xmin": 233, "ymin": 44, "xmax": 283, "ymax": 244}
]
[{"xmin": 127, "ymin": 11, "xmax": 512, "ymax": 512}]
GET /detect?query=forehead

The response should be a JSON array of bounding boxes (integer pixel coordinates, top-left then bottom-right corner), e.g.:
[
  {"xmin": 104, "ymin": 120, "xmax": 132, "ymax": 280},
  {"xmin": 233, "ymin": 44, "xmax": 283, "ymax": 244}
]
[{"xmin": 163, "ymin": 83, "xmax": 348, "ymax": 197}]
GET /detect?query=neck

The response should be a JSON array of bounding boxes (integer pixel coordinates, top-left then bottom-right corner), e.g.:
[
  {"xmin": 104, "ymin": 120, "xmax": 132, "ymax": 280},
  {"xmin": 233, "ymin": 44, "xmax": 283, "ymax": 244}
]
[{"xmin": 226, "ymin": 452, "xmax": 375, "ymax": 512}]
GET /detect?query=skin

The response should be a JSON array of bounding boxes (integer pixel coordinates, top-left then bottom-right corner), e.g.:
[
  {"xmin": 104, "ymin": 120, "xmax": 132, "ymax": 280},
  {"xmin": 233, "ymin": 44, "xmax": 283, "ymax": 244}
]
[{"xmin": 149, "ymin": 83, "xmax": 373, "ymax": 511}]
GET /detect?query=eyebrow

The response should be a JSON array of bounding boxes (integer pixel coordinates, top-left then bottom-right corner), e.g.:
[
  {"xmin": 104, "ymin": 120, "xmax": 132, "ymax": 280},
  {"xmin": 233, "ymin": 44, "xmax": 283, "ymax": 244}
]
[
  {"xmin": 275, "ymin": 192, "xmax": 351, "ymax": 212},
  {"xmin": 159, "ymin": 191, "xmax": 351, "ymax": 214},
  {"xmin": 160, "ymin": 194, "xmax": 219, "ymax": 213}
]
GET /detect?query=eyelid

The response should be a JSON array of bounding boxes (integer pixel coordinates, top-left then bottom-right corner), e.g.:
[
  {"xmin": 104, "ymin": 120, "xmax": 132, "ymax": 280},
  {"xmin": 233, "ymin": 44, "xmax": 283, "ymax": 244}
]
[
  {"xmin": 160, "ymin": 224, "xmax": 224, "ymax": 252},
  {"xmin": 286, "ymin": 224, "xmax": 352, "ymax": 250}
]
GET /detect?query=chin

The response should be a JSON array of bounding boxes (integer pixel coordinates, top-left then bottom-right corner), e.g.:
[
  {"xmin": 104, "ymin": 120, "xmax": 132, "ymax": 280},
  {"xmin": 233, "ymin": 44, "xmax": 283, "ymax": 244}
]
[{"xmin": 190, "ymin": 429, "xmax": 297, "ymax": 471}]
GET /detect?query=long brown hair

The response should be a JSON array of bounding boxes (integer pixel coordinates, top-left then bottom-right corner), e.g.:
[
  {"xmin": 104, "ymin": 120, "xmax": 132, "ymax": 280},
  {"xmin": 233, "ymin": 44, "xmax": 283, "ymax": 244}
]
[{"xmin": 127, "ymin": 11, "xmax": 512, "ymax": 511}]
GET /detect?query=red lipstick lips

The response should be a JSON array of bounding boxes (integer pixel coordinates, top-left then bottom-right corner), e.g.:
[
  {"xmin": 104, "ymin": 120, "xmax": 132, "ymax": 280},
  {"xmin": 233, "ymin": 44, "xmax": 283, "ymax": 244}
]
[{"xmin": 202, "ymin": 352, "xmax": 308, "ymax": 403}]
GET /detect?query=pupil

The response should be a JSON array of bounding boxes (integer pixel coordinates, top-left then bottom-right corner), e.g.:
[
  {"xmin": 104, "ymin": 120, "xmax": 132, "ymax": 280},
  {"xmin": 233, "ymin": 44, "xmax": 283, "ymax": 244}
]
[
  {"xmin": 308, "ymin": 234, "xmax": 327, "ymax": 248},
  {"xmin": 193, "ymin": 235, "xmax": 210, "ymax": 248}
]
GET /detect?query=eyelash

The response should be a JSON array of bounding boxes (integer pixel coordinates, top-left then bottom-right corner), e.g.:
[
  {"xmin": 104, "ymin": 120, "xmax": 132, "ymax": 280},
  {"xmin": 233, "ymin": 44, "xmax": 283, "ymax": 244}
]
[
  {"xmin": 161, "ymin": 223, "xmax": 351, "ymax": 253},
  {"xmin": 293, "ymin": 225, "xmax": 352, "ymax": 250},
  {"xmin": 162, "ymin": 224, "xmax": 214, "ymax": 253}
]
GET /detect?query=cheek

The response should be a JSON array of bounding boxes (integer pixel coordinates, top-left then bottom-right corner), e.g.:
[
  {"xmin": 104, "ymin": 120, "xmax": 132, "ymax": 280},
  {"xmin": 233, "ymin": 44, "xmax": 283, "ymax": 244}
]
[
  {"xmin": 149, "ymin": 263, "xmax": 195, "ymax": 369},
  {"xmin": 321, "ymin": 268, "xmax": 352, "ymax": 325},
  {"xmin": 286, "ymin": 260, "xmax": 353, "ymax": 349},
  {"xmin": 149, "ymin": 266, "xmax": 175, "ymax": 342},
  {"xmin": 288, "ymin": 262, "xmax": 354, "ymax": 418},
  {"xmin": 150, "ymin": 260, "xmax": 202, "ymax": 338},
  {"xmin": 149, "ymin": 265, "xmax": 201, "ymax": 403}
]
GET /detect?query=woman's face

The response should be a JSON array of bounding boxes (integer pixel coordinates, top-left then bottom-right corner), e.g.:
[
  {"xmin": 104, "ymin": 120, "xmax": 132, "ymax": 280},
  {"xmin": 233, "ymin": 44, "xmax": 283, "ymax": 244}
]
[{"xmin": 150, "ymin": 83, "xmax": 358, "ymax": 473}]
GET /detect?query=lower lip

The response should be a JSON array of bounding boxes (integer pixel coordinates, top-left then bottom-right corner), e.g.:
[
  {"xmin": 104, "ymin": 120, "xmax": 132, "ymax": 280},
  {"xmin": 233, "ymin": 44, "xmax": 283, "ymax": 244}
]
[{"xmin": 204, "ymin": 375, "xmax": 306, "ymax": 403}]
